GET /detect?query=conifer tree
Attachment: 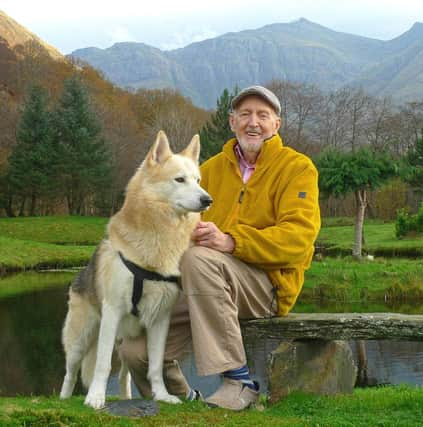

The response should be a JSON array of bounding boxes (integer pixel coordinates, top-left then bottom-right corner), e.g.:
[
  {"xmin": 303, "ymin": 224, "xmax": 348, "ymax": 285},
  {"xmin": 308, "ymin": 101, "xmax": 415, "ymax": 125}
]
[
  {"xmin": 404, "ymin": 131, "xmax": 423, "ymax": 190},
  {"xmin": 317, "ymin": 148, "xmax": 398, "ymax": 258},
  {"xmin": 52, "ymin": 75, "xmax": 112, "ymax": 215},
  {"xmin": 7, "ymin": 84, "xmax": 54, "ymax": 215},
  {"xmin": 199, "ymin": 87, "xmax": 238, "ymax": 161}
]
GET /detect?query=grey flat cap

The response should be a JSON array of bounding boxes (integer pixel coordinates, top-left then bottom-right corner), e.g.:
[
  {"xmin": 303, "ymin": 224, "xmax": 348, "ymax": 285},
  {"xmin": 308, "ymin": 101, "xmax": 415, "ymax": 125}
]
[{"xmin": 231, "ymin": 85, "xmax": 281, "ymax": 116}]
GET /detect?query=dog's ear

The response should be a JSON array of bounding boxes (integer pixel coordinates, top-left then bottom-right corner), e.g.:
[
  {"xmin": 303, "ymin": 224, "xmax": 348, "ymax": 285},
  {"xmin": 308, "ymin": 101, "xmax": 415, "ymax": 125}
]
[
  {"xmin": 147, "ymin": 131, "xmax": 173, "ymax": 166},
  {"xmin": 181, "ymin": 134, "xmax": 200, "ymax": 163}
]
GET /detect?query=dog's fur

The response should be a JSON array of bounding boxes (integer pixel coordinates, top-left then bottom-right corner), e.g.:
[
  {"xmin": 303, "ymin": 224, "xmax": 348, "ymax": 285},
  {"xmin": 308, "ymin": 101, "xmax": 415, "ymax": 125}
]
[{"xmin": 59, "ymin": 131, "xmax": 211, "ymax": 409}]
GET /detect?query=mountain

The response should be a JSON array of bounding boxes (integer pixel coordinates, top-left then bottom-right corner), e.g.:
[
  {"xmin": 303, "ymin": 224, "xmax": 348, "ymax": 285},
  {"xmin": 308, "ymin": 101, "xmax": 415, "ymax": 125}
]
[
  {"xmin": 71, "ymin": 18, "xmax": 423, "ymax": 108},
  {"xmin": 0, "ymin": 10, "xmax": 63, "ymax": 61},
  {"xmin": 351, "ymin": 23, "xmax": 423, "ymax": 101}
]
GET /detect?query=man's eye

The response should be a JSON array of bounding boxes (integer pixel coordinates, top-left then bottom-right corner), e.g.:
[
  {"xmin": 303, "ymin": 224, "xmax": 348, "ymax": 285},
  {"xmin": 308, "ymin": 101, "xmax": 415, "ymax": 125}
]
[{"xmin": 175, "ymin": 177, "xmax": 185, "ymax": 183}]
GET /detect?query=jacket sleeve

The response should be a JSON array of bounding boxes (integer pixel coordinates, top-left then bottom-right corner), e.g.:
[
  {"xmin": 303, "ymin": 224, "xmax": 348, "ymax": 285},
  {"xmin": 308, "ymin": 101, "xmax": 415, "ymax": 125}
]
[{"xmin": 225, "ymin": 163, "xmax": 321, "ymax": 270}]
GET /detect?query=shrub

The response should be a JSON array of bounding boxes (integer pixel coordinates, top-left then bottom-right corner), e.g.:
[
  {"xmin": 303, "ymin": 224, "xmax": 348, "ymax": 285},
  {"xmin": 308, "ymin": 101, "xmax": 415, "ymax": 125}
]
[{"xmin": 395, "ymin": 203, "xmax": 423, "ymax": 238}]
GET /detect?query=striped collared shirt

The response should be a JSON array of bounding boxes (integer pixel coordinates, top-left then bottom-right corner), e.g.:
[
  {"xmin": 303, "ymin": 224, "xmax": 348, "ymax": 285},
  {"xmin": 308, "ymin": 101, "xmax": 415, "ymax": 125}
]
[{"xmin": 234, "ymin": 143, "xmax": 256, "ymax": 183}]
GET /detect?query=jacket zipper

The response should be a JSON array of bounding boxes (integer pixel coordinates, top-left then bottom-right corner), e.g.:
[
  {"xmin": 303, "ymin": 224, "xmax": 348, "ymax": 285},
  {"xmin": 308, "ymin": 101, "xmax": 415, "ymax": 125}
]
[{"xmin": 238, "ymin": 185, "xmax": 246, "ymax": 203}]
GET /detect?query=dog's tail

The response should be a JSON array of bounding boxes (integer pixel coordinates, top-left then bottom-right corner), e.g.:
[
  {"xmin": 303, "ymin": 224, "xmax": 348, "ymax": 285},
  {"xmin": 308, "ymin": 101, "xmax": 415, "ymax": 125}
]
[{"xmin": 81, "ymin": 340, "xmax": 98, "ymax": 389}]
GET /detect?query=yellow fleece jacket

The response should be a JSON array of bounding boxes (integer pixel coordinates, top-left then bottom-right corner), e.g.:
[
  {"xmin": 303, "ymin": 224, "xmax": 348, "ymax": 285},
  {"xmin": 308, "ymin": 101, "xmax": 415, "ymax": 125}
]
[{"xmin": 200, "ymin": 134, "xmax": 321, "ymax": 316}]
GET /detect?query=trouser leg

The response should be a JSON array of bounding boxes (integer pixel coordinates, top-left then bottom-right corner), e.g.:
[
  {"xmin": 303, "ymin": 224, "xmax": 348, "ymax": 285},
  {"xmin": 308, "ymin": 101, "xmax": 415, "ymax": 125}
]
[{"xmin": 180, "ymin": 246, "xmax": 275, "ymax": 376}]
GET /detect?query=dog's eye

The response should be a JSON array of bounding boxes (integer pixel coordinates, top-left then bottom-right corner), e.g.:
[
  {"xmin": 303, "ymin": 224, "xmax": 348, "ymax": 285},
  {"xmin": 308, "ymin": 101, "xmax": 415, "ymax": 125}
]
[
  {"xmin": 196, "ymin": 178, "xmax": 200, "ymax": 184},
  {"xmin": 175, "ymin": 177, "xmax": 185, "ymax": 183}
]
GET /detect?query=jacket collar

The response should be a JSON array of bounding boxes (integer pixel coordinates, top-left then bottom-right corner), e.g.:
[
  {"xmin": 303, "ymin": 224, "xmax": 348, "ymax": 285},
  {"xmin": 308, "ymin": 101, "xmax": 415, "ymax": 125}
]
[{"xmin": 223, "ymin": 133, "xmax": 284, "ymax": 170}]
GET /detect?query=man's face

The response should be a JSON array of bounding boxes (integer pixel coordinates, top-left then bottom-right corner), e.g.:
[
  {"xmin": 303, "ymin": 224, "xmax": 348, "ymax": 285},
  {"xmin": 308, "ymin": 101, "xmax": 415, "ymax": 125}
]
[{"xmin": 229, "ymin": 96, "xmax": 281, "ymax": 157}]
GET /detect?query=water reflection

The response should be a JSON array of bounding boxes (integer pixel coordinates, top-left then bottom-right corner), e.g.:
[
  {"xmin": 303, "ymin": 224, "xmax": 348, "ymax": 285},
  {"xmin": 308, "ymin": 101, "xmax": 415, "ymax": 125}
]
[
  {"xmin": 1, "ymin": 272, "xmax": 423, "ymax": 397},
  {"xmin": 0, "ymin": 285, "xmax": 70, "ymax": 396}
]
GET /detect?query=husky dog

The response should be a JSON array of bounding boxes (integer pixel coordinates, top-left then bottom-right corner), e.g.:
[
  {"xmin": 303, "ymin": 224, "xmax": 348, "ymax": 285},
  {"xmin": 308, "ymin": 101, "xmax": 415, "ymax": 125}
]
[{"xmin": 59, "ymin": 131, "xmax": 212, "ymax": 409}]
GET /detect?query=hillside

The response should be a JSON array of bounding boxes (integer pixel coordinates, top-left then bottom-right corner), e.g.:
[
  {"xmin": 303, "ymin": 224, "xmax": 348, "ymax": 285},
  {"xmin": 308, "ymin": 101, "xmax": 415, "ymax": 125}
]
[
  {"xmin": 0, "ymin": 10, "xmax": 63, "ymax": 61},
  {"xmin": 0, "ymin": 9, "xmax": 209, "ymax": 214},
  {"xmin": 71, "ymin": 18, "xmax": 423, "ymax": 108}
]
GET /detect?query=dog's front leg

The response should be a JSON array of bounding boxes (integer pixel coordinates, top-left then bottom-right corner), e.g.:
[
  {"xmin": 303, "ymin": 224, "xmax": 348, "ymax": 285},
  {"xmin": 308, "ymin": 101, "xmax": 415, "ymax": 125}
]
[
  {"xmin": 85, "ymin": 303, "xmax": 121, "ymax": 409},
  {"xmin": 146, "ymin": 313, "xmax": 181, "ymax": 404},
  {"xmin": 118, "ymin": 359, "xmax": 132, "ymax": 400}
]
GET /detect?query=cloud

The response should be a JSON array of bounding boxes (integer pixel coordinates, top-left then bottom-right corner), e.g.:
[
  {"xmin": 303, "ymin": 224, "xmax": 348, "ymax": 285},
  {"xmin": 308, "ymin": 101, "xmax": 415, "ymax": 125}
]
[
  {"xmin": 107, "ymin": 26, "xmax": 136, "ymax": 45},
  {"xmin": 159, "ymin": 29, "xmax": 219, "ymax": 51}
]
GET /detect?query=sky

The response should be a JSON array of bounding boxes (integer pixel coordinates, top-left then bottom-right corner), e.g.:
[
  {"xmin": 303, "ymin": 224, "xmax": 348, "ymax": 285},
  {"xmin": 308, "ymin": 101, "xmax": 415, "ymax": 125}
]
[{"xmin": 0, "ymin": 0, "xmax": 422, "ymax": 54}]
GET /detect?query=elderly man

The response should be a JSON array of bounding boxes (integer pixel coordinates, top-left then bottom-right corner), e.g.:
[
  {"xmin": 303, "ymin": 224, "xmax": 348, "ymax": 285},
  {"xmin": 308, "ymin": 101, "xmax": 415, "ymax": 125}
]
[{"xmin": 120, "ymin": 85, "xmax": 321, "ymax": 410}]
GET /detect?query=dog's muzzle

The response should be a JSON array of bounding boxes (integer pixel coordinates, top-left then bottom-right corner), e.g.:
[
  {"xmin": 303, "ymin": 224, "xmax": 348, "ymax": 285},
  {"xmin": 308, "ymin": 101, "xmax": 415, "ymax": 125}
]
[{"xmin": 200, "ymin": 195, "xmax": 213, "ymax": 210}]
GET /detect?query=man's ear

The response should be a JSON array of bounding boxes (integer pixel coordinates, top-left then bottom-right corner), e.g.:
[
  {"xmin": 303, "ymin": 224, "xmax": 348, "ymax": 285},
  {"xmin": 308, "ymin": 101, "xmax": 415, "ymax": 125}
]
[
  {"xmin": 147, "ymin": 130, "xmax": 173, "ymax": 166},
  {"xmin": 275, "ymin": 116, "xmax": 282, "ymax": 133},
  {"xmin": 229, "ymin": 112, "xmax": 235, "ymax": 132},
  {"xmin": 181, "ymin": 134, "xmax": 200, "ymax": 163}
]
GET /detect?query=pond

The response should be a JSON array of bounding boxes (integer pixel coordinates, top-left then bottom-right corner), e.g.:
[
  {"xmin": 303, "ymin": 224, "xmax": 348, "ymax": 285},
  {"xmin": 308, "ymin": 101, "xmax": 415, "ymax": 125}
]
[{"xmin": 1, "ymin": 271, "xmax": 423, "ymax": 398}]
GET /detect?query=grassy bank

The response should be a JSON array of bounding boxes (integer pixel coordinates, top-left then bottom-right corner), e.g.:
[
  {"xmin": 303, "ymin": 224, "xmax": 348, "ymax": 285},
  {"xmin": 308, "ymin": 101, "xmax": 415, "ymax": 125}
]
[
  {"xmin": 0, "ymin": 236, "xmax": 94, "ymax": 273},
  {"xmin": 2, "ymin": 254, "xmax": 422, "ymax": 303},
  {"xmin": 0, "ymin": 271, "xmax": 76, "ymax": 298},
  {"xmin": 0, "ymin": 215, "xmax": 107, "ymax": 245},
  {"xmin": 1, "ymin": 216, "xmax": 423, "ymax": 302},
  {"xmin": 1, "ymin": 386, "xmax": 423, "ymax": 426},
  {"xmin": 301, "ymin": 256, "xmax": 423, "ymax": 304},
  {"xmin": 0, "ymin": 216, "xmax": 102, "ymax": 272},
  {"xmin": 318, "ymin": 219, "xmax": 423, "ymax": 257}
]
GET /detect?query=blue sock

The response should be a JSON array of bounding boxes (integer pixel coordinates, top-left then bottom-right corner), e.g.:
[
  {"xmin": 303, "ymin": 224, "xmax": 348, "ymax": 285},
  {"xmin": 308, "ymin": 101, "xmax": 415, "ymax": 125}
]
[{"xmin": 224, "ymin": 365, "xmax": 258, "ymax": 390}]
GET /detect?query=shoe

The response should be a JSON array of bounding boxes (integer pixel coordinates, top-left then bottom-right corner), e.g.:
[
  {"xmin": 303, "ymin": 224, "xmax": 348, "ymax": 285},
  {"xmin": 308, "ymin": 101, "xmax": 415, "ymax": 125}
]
[{"xmin": 205, "ymin": 378, "xmax": 259, "ymax": 411}]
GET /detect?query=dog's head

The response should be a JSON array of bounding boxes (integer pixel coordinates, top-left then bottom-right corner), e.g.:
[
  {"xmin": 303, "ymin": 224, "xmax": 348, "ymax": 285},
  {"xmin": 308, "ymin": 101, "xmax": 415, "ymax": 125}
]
[{"xmin": 130, "ymin": 131, "xmax": 212, "ymax": 214}]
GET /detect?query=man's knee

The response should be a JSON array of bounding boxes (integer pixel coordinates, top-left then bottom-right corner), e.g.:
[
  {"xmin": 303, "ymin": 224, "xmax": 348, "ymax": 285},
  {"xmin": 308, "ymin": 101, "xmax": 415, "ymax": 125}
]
[
  {"xmin": 180, "ymin": 246, "xmax": 228, "ymax": 294},
  {"xmin": 181, "ymin": 246, "xmax": 217, "ymax": 267}
]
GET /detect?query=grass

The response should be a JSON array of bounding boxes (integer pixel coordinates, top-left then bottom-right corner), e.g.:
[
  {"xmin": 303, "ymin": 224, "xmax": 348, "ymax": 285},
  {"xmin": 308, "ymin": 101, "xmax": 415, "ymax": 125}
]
[
  {"xmin": 317, "ymin": 220, "xmax": 423, "ymax": 257},
  {"xmin": 0, "ymin": 235, "xmax": 95, "ymax": 273},
  {"xmin": 302, "ymin": 256, "xmax": 423, "ymax": 304},
  {"xmin": 1, "ymin": 386, "xmax": 423, "ymax": 426},
  {"xmin": 0, "ymin": 216, "xmax": 422, "ymax": 301},
  {"xmin": 0, "ymin": 270, "xmax": 76, "ymax": 298},
  {"xmin": 0, "ymin": 215, "xmax": 107, "ymax": 245}
]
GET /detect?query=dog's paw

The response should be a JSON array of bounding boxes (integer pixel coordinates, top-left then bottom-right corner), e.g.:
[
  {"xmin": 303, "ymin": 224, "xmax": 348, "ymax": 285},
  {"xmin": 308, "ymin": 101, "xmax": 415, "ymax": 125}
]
[
  {"xmin": 154, "ymin": 393, "xmax": 182, "ymax": 404},
  {"xmin": 59, "ymin": 391, "xmax": 71, "ymax": 399},
  {"xmin": 84, "ymin": 392, "xmax": 106, "ymax": 409}
]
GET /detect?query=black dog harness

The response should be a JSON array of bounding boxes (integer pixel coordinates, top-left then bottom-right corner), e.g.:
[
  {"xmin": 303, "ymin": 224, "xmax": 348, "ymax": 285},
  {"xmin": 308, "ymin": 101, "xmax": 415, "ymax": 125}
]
[{"xmin": 118, "ymin": 252, "xmax": 179, "ymax": 317}]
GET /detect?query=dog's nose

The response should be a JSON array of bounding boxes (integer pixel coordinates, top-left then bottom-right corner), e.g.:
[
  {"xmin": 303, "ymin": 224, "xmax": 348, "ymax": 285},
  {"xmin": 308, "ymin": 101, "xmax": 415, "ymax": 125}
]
[{"xmin": 200, "ymin": 195, "xmax": 213, "ymax": 208}]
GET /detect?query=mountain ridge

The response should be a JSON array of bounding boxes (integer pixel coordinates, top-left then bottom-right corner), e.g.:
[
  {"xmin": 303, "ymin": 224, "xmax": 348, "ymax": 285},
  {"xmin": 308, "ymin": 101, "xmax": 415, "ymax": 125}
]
[
  {"xmin": 0, "ymin": 9, "xmax": 421, "ymax": 108},
  {"xmin": 71, "ymin": 18, "xmax": 423, "ymax": 107}
]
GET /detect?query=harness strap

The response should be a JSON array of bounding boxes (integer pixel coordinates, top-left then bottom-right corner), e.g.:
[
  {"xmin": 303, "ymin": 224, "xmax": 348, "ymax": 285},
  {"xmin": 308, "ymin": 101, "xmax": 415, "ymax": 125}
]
[{"xmin": 118, "ymin": 252, "xmax": 179, "ymax": 316}]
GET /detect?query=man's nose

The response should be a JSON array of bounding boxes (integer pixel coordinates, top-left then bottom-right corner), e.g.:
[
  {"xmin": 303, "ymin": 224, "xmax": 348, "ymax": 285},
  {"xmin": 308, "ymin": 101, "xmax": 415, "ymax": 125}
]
[{"xmin": 247, "ymin": 113, "xmax": 259, "ymax": 126}]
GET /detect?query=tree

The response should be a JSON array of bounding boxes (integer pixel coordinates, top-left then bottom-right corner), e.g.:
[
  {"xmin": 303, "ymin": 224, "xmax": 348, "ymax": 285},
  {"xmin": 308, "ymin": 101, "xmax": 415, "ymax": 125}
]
[
  {"xmin": 268, "ymin": 80, "xmax": 322, "ymax": 153},
  {"xmin": 405, "ymin": 131, "xmax": 423, "ymax": 187},
  {"xmin": 317, "ymin": 148, "xmax": 398, "ymax": 258},
  {"xmin": 52, "ymin": 75, "xmax": 112, "ymax": 215},
  {"xmin": 199, "ymin": 87, "xmax": 238, "ymax": 161},
  {"xmin": 6, "ymin": 84, "xmax": 55, "ymax": 216}
]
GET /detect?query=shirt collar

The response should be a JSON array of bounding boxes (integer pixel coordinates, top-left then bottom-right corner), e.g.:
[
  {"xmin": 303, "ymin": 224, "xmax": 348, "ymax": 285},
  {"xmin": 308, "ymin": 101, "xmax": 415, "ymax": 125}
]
[{"xmin": 234, "ymin": 143, "xmax": 256, "ymax": 169}]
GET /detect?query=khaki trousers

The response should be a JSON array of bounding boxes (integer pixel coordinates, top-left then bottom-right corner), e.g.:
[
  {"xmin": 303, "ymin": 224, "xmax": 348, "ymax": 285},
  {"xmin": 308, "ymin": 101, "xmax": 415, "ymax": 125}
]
[{"xmin": 120, "ymin": 246, "xmax": 276, "ymax": 377}]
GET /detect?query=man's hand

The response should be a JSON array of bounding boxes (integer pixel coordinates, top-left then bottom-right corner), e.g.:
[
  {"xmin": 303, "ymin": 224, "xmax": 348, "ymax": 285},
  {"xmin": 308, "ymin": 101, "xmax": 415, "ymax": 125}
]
[{"xmin": 192, "ymin": 221, "xmax": 235, "ymax": 253}]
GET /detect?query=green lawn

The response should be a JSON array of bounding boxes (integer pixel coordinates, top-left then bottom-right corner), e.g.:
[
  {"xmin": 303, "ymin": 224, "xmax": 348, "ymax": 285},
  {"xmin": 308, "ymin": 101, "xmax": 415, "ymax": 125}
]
[
  {"xmin": 0, "ymin": 216, "xmax": 422, "ymax": 299},
  {"xmin": 0, "ymin": 235, "xmax": 95, "ymax": 273},
  {"xmin": 0, "ymin": 215, "xmax": 107, "ymax": 245},
  {"xmin": 317, "ymin": 220, "xmax": 423, "ymax": 256},
  {"xmin": 302, "ymin": 256, "xmax": 423, "ymax": 303},
  {"xmin": 0, "ymin": 216, "xmax": 103, "ymax": 272},
  {"xmin": 1, "ymin": 386, "xmax": 422, "ymax": 426},
  {"xmin": 0, "ymin": 270, "xmax": 76, "ymax": 298}
]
